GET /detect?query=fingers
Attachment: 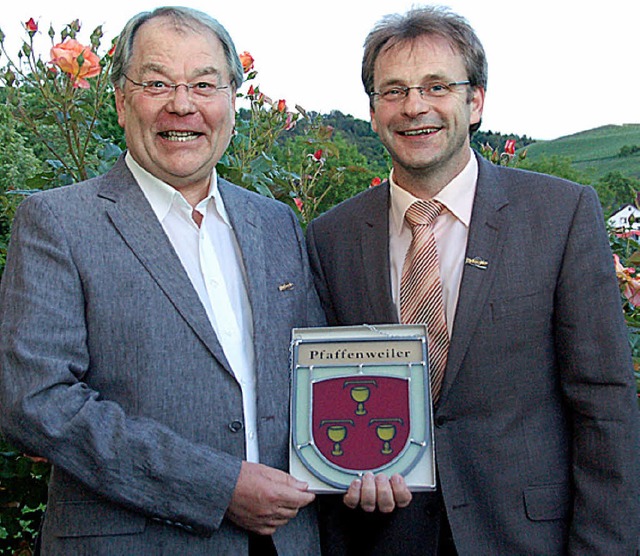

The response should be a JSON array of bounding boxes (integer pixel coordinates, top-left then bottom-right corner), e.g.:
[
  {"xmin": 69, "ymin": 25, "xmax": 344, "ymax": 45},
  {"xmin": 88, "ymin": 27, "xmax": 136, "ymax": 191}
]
[
  {"xmin": 251, "ymin": 509, "xmax": 298, "ymax": 536},
  {"xmin": 374, "ymin": 474, "xmax": 395, "ymax": 513},
  {"xmin": 283, "ymin": 472, "xmax": 316, "ymax": 508},
  {"xmin": 343, "ymin": 476, "xmax": 362, "ymax": 509},
  {"xmin": 390, "ymin": 474, "xmax": 412, "ymax": 508},
  {"xmin": 226, "ymin": 461, "xmax": 316, "ymax": 535},
  {"xmin": 343, "ymin": 472, "xmax": 412, "ymax": 513},
  {"xmin": 249, "ymin": 499, "xmax": 305, "ymax": 536}
]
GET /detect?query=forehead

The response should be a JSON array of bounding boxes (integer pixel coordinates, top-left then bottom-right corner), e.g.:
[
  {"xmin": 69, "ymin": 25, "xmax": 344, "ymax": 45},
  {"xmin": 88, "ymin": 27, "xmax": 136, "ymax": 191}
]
[
  {"xmin": 374, "ymin": 34, "xmax": 466, "ymax": 83},
  {"xmin": 129, "ymin": 17, "xmax": 227, "ymax": 74}
]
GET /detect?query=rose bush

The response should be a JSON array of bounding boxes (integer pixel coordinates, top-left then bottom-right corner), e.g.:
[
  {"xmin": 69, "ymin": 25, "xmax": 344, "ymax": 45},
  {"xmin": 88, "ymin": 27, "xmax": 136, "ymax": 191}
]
[
  {"xmin": 609, "ymin": 228, "xmax": 640, "ymax": 400},
  {"xmin": 614, "ymin": 253, "xmax": 640, "ymax": 307},
  {"xmin": 479, "ymin": 139, "xmax": 527, "ymax": 166},
  {"xmin": 217, "ymin": 53, "xmax": 342, "ymax": 224},
  {"xmin": 0, "ymin": 18, "xmax": 119, "ymax": 188}
]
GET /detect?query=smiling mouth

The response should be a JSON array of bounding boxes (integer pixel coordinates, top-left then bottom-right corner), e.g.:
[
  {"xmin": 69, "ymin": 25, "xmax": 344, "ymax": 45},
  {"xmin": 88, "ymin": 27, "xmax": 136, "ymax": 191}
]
[
  {"xmin": 398, "ymin": 127, "xmax": 441, "ymax": 137},
  {"xmin": 159, "ymin": 131, "xmax": 202, "ymax": 142}
]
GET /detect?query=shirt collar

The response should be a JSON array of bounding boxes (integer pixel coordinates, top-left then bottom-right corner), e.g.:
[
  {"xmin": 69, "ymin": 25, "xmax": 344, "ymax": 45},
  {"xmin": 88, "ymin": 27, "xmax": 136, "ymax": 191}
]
[
  {"xmin": 124, "ymin": 152, "xmax": 231, "ymax": 227},
  {"xmin": 389, "ymin": 150, "xmax": 478, "ymax": 234}
]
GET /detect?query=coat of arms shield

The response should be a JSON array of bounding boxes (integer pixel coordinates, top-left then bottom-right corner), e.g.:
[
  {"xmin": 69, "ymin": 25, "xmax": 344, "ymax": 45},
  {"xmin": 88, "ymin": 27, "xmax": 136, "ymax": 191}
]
[{"xmin": 290, "ymin": 325, "xmax": 435, "ymax": 492}]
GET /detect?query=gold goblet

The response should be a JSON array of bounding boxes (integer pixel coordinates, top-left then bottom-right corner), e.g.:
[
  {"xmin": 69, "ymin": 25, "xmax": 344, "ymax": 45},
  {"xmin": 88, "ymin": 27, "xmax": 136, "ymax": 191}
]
[
  {"xmin": 350, "ymin": 386, "xmax": 371, "ymax": 416},
  {"xmin": 376, "ymin": 423, "xmax": 397, "ymax": 455},
  {"xmin": 326, "ymin": 425, "xmax": 347, "ymax": 456}
]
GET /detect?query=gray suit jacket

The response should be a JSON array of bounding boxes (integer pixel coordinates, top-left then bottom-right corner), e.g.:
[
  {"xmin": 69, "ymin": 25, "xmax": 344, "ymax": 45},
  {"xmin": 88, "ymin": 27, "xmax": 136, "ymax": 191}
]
[
  {"xmin": 0, "ymin": 157, "xmax": 325, "ymax": 555},
  {"xmin": 306, "ymin": 154, "xmax": 640, "ymax": 555}
]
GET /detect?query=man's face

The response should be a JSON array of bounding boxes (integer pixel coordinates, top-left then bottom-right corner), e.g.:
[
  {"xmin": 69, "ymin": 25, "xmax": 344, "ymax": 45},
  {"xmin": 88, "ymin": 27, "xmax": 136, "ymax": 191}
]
[
  {"xmin": 115, "ymin": 17, "xmax": 236, "ymax": 199},
  {"xmin": 370, "ymin": 34, "xmax": 484, "ymax": 193}
]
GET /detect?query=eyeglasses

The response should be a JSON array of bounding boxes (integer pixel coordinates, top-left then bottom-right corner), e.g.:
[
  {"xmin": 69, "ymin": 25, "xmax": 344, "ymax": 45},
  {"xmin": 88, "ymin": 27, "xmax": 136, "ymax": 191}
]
[
  {"xmin": 123, "ymin": 74, "xmax": 231, "ymax": 99},
  {"xmin": 370, "ymin": 81, "xmax": 471, "ymax": 103}
]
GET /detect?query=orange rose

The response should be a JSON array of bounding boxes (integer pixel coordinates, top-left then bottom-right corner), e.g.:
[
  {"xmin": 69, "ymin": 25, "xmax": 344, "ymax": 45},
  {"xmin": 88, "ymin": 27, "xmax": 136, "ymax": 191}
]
[
  {"xmin": 276, "ymin": 99, "xmax": 287, "ymax": 113},
  {"xmin": 50, "ymin": 38, "xmax": 101, "ymax": 89},
  {"xmin": 239, "ymin": 51, "xmax": 254, "ymax": 73}
]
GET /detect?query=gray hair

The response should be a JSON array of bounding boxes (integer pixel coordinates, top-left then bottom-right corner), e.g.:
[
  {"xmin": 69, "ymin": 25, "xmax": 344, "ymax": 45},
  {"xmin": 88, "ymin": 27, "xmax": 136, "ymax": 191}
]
[
  {"xmin": 110, "ymin": 6, "xmax": 243, "ymax": 91},
  {"xmin": 362, "ymin": 6, "xmax": 487, "ymax": 133}
]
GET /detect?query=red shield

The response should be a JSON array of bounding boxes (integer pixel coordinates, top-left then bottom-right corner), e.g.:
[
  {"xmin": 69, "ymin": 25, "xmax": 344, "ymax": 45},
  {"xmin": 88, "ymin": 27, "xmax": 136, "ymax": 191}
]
[{"xmin": 312, "ymin": 376, "xmax": 410, "ymax": 470}]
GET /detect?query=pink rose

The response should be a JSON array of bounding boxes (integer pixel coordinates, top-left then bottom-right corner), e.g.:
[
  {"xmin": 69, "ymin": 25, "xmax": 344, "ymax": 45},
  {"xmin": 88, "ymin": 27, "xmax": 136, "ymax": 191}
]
[
  {"xmin": 625, "ymin": 278, "xmax": 640, "ymax": 307},
  {"xmin": 50, "ymin": 38, "xmax": 101, "ymax": 89},
  {"xmin": 613, "ymin": 254, "xmax": 640, "ymax": 306},
  {"xmin": 284, "ymin": 113, "xmax": 296, "ymax": 131}
]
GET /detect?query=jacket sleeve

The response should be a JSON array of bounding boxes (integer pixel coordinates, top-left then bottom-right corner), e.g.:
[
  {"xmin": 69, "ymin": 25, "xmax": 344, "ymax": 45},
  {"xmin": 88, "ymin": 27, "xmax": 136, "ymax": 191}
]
[
  {"xmin": 553, "ymin": 186, "xmax": 640, "ymax": 553},
  {"xmin": 0, "ymin": 194, "xmax": 242, "ymax": 536}
]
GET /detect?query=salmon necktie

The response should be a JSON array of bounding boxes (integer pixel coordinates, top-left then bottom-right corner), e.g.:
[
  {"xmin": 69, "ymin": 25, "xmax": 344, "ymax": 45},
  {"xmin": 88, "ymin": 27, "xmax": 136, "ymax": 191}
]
[{"xmin": 400, "ymin": 200, "xmax": 449, "ymax": 404}]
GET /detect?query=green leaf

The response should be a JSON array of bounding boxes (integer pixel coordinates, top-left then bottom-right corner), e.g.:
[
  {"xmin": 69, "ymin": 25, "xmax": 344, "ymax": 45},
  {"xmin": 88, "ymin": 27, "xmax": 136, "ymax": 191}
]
[{"xmin": 627, "ymin": 251, "xmax": 640, "ymax": 265}]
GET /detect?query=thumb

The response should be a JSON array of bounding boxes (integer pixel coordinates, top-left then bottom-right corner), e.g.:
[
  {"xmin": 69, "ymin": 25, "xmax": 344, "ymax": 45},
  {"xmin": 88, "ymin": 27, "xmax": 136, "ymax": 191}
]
[{"xmin": 286, "ymin": 474, "xmax": 310, "ymax": 491}]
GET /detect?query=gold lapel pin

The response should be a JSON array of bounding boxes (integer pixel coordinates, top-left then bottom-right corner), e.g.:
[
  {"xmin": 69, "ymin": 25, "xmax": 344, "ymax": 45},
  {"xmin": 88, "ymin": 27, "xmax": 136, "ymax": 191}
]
[
  {"xmin": 465, "ymin": 257, "xmax": 489, "ymax": 270},
  {"xmin": 278, "ymin": 282, "xmax": 294, "ymax": 291}
]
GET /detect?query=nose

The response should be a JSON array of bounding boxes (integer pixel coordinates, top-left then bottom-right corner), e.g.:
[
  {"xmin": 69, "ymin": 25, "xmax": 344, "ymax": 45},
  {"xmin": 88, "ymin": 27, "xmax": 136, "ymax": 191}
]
[
  {"xmin": 402, "ymin": 87, "xmax": 432, "ymax": 118},
  {"xmin": 166, "ymin": 84, "xmax": 196, "ymax": 115}
]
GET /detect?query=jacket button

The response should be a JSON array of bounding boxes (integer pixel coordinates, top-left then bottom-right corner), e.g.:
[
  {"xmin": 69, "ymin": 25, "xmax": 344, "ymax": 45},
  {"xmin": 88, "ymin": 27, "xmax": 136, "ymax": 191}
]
[
  {"xmin": 435, "ymin": 416, "xmax": 447, "ymax": 427},
  {"xmin": 229, "ymin": 420, "xmax": 243, "ymax": 433}
]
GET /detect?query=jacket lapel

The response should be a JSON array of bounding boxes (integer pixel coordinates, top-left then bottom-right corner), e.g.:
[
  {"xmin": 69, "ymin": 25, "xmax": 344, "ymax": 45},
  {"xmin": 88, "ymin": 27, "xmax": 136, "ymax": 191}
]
[
  {"xmin": 219, "ymin": 182, "xmax": 285, "ymax": 424},
  {"xmin": 361, "ymin": 183, "xmax": 398, "ymax": 323},
  {"xmin": 439, "ymin": 156, "xmax": 509, "ymax": 403},
  {"xmin": 217, "ymin": 179, "xmax": 267, "ymax": 347},
  {"xmin": 97, "ymin": 158, "xmax": 233, "ymax": 375}
]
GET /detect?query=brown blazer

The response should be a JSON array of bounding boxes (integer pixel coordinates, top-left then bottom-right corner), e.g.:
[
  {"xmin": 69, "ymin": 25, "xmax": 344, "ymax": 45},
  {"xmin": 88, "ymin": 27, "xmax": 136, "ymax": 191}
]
[{"xmin": 306, "ymin": 154, "xmax": 640, "ymax": 555}]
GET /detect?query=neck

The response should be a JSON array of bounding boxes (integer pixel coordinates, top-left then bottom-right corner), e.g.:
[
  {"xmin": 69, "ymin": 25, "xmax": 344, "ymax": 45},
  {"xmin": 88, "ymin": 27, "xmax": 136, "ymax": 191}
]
[
  {"xmin": 393, "ymin": 150, "xmax": 472, "ymax": 200},
  {"xmin": 179, "ymin": 182, "xmax": 210, "ymax": 208}
]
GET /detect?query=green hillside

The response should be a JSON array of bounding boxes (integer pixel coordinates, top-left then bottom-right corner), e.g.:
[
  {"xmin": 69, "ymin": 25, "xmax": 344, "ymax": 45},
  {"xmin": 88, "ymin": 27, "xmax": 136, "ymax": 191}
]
[{"xmin": 525, "ymin": 124, "xmax": 640, "ymax": 180}]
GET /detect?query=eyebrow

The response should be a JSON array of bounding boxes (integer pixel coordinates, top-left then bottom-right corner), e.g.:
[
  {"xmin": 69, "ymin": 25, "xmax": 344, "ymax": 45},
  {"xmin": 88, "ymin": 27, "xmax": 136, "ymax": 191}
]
[
  {"xmin": 378, "ymin": 73, "xmax": 452, "ymax": 88},
  {"xmin": 137, "ymin": 63, "xmax": 223, "ymax": 80}
]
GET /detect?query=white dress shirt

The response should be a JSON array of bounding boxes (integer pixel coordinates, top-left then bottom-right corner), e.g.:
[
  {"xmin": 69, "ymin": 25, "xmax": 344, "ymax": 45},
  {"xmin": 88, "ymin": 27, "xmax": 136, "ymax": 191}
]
[
  {"xmin": 125, "ymin": 153, "xmax": 260, "ymax": 463},
  {"xmin": 389, "ymin": 152, "xmax": 478, "ymax": 336}
]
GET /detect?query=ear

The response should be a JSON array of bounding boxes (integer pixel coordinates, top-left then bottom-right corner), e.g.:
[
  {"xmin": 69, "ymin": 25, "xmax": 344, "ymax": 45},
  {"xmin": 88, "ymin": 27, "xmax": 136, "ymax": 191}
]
[
  {"xmin": 370, "ymin": 106, "xmax": 378, "ymax": 134},
  {"xmin": 469, "ymin": 86, "xmax": 485, "ymax": 128},
  {"xmin": 114, "ymin": 87, "xmax": 126, "ymax": 129},
  {"xmin": 229, "ymin": 90, "xmax": 237, "ymax": 129}
]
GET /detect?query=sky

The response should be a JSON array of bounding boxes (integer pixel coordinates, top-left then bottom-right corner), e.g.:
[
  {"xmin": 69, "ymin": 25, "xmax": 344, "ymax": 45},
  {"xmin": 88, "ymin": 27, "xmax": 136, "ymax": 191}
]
[{"xmin": 1, "ymin": 0, "xmax": 638, "ymax": 141}]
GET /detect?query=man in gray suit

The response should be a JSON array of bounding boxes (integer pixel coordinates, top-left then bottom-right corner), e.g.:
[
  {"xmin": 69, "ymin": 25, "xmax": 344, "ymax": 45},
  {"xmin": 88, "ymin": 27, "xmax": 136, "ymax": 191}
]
[
  {"xmin": 0, "ymin": 7, "xmax": 324, "ymax": 555},
  {"xmin": 306, "ymin": 6, "xmax": 640, "ymax": 555}
]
